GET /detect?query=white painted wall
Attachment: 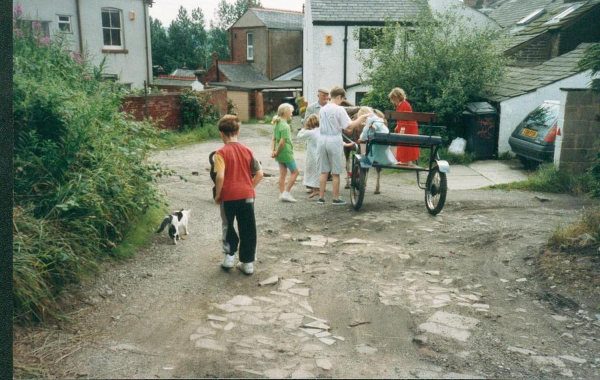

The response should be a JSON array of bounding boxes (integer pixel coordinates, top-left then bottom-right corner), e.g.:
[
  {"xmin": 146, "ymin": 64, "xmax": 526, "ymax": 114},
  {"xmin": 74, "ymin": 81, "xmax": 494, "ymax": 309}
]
[
  {"xmin": 16, "ymin": 0, "xmax": 152, "ymax": 88},
  {"xmin": 303, "ymin": 0, "xmax": 498, "ymax": 105},
  {"xmin": 497, "ymin": 71, "xmax": 593, "ymax": 153}
]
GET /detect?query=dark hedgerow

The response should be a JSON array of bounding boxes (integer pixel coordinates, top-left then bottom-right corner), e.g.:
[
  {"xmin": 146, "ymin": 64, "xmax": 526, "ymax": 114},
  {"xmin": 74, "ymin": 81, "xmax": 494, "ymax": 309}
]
[{"xmin": 13, "ymin": 11, "xmax": 169, "ymax": 322}]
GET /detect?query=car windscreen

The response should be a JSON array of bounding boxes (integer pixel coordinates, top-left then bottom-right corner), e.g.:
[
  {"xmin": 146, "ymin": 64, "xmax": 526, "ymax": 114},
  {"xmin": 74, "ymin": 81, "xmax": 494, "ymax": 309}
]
[{"xmin": 523, "ymin": 103, "xmax": 559, "ymax": 129}]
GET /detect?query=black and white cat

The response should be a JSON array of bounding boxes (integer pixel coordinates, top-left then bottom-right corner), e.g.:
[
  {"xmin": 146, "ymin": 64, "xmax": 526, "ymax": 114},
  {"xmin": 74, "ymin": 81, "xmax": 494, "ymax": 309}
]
[{"xmin": 156, "ymin": 209, "xmax": 191, "ymax": 244}]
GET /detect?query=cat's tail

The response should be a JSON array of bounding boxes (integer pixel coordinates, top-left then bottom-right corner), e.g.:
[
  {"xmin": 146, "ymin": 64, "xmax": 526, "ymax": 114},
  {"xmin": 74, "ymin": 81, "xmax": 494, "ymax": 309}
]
[{"xmin": 156, "ymin": 215, "xmax": 172, "ymax": 233}]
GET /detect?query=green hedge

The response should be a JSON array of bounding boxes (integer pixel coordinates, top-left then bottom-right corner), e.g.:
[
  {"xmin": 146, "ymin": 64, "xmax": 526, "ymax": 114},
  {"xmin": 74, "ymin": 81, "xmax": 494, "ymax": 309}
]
[{"xmin": 13, "ymin": 20, "xmax": 167, "ymax": 321}]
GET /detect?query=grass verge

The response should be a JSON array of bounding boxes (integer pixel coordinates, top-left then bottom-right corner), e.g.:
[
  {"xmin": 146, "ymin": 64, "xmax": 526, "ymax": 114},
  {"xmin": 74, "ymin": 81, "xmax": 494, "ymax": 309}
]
[
  {"xmin": 150, "ymin": 124, "xmax": 220, "ymax": 149},
  {"xmin": 488, "ymin": 163, "xmax": 584, "ymax": 194},
  {"xmin": 111, "ymin": 206, "xmax": 166, "ymax": 259}
]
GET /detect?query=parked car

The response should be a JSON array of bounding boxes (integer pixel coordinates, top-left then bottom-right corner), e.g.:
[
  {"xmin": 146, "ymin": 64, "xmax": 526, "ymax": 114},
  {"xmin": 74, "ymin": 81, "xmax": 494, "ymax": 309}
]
[{"xmin": 508, "ymin": 100, "xmax": 560, "ymax": 169}]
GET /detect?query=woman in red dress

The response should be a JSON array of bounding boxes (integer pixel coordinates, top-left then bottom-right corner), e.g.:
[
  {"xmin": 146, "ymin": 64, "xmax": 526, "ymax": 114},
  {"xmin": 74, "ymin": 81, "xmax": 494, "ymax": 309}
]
[{"xmin": 388, "ymin": 88, "xmax": 419, "ymax": 164}]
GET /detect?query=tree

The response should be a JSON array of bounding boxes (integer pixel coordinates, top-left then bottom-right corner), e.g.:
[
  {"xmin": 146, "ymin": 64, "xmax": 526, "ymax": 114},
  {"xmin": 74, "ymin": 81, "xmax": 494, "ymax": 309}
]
[
  {"xmin": 150, "ymin": 17, "xmax": 170, "ymax": 74},
  {"xmin": 208, "ymin": 0, "xmax": 262, "ymax": 61},
  {"xmin": 358, "ymin": 4, "xmax": 510, "ymax": 140},
  {"xmin": 167, "ymin": 6, "xmax": 208, "ymax": 72},
  {"xmin": 577, "ymin": 43, "xmax": 600, "ymax": 93}
]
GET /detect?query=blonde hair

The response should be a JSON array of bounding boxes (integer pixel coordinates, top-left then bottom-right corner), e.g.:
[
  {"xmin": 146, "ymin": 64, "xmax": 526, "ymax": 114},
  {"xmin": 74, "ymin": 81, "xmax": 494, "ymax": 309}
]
[
  {"xmin": 388, "ymin": 87, "xmax": 406, "ymax": 102},
  {"xmin": 272, "ymin": 103, "xmax": 294, "ymax": 125},
  {"xmin": 356, "ymin": 106, "xmax": 373, "ymax": 117},
  {"xmin": 373, "ymin": 109, "xmax": 388, "ymax": 126},
  {"xmin": 304, "ymin": 114, "xmax": 320, "ymax": 130}
]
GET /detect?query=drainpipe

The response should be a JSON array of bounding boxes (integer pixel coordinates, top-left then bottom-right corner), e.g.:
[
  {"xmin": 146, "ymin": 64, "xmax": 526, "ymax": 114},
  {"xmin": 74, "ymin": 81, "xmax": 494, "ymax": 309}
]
[
  {"xmin": 215, "ymin": 52, "xmax": 220, "ymax": 82},
  {"xmin": 143, "ymin": 1, "xmax": 151, "ymax": 88},
  {"xmin": 75, "ymin": 0, "xmax": 83, "ymax": 54},
  {"xmin": 343, "ymin": 24, "xmax": 348, "ymax": 89}
]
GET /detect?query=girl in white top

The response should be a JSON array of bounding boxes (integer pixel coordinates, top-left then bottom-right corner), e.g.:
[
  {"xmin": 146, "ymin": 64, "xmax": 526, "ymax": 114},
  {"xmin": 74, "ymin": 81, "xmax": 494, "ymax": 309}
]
[{"xmin": 297, "ymin": 114, "xmax": 321, "ymax": 198}]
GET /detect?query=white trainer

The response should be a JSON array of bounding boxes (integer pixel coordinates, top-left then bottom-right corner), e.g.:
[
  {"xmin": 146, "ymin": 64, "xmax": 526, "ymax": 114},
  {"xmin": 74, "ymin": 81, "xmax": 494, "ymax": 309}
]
[
  {"xmin": 237, "ymin": 261, "xmax": 254, "ymax": 275},
  {"xmin": 221, "ymin": 254, "xmax": 235, "ymax": 269},
  {"xmin": 280, "ymin": 191, "xmax": 297, "ymax": 203}
]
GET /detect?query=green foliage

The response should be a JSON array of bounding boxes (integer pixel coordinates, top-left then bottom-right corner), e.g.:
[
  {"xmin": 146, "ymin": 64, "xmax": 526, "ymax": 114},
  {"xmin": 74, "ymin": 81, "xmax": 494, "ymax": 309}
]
[
  {"xmin": 149, "ymin": 124, "xmax": 220, "ymax": 149},
  {"xmin": 489, "ymin": 164, "xmax": 584, "ymax": 194},
  {"xmin": 358, "ymin": 4, "xmax": 510, "ymax": 142},
  {"xmin": 180, "ymin": 89, "xmax": 220, "ymax": 128},
  {"xmin": 583, "ymin": 141, "xmax": 600, "ymax": 198},
  {"xmin": 150, "ymin": 6, "xmax": 209, "ymax": 74},
  {"xmin": 577, "ymin": 43, "xmax": 600, "ymax": 93},
  {"xmin": 13, "ymin": 21, "xmax": 168, "ymax": 321}
]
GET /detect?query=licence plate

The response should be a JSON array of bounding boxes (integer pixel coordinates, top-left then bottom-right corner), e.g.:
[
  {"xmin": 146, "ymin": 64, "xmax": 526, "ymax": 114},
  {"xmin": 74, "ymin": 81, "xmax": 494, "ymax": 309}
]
[{"xmin": 521, "ymin": 128, "xmax": 538, "ymax": 138}]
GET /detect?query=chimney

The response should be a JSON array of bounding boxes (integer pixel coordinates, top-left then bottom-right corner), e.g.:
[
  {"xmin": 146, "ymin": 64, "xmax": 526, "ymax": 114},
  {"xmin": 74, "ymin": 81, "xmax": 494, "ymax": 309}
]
[
  {"xmin": 302, "ymin": 4, "xmax": 305, "ymax": 13},
  {"xmin": 214, "ymin": 51, "xmax": 220, "ymax": 82}
]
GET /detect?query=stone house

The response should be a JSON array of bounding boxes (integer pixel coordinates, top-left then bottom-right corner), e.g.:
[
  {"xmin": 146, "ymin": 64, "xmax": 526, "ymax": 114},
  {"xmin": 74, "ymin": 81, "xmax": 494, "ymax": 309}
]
[
  {"xmin": 488, "ymin": 0, "xmax": 600, "ymax": 67},
  {"xmin": 15, "ymin": 0, "xmax": 153, "ymax": 89}
]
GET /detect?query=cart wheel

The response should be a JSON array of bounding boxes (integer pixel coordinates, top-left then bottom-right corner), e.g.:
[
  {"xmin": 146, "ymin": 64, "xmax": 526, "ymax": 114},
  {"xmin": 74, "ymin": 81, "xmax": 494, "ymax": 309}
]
[
  {"xmin": 350, "ymin": 160, "xmax": 368, "ymax": 211},
  {"xmin": 425, "ymin": 165, "xmax": 447, "ymax": 215}
]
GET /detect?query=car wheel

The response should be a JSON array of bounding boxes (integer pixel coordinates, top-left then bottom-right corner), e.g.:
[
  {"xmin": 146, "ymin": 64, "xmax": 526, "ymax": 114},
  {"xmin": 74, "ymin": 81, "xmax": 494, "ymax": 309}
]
[{"xmin": 518, "ymin": 155, "xmax": 539, "ymax": 170}]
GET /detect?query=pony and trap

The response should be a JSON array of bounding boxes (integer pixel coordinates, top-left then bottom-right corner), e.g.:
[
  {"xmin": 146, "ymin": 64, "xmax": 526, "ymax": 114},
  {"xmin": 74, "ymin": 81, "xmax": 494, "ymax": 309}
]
[{"xmin": 343, "ymin": 110, "xmax": 450, "ymax": 215}]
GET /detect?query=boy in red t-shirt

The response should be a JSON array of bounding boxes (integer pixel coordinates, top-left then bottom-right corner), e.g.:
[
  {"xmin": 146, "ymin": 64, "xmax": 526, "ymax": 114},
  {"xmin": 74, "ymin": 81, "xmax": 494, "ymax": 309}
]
[{"xmin": 214, "ymin": 115, "xmax": 264, "ymax": 274}]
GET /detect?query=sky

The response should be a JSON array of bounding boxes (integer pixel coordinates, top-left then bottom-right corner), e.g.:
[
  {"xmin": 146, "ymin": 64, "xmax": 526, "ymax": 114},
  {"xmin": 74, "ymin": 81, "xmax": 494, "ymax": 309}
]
[{"xmin": 149, "ymin": 0, "xmax": 305, "ymax": 27}]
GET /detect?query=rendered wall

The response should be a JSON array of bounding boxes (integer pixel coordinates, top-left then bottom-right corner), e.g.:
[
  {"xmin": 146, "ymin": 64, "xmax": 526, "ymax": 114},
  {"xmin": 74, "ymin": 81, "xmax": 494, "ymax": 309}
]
[{"xmin": 498, "ymin": 72, "xmax": 592, "ymax": 153}]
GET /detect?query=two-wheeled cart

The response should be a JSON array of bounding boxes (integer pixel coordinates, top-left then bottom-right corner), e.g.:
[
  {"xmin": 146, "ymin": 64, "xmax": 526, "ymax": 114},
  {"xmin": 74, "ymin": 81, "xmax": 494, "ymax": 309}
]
[{"xmin": 347, "ymin": 111, "xmax": 450, "ymax": 215}]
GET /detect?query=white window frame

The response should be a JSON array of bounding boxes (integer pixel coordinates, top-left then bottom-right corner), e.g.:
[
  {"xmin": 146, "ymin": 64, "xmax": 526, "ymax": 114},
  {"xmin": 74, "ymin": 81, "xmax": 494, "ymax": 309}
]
[
  {"xmin": 102, "ymin": 8, "xmax": 124, "ymax": 49},
  {"xmin": 247, "ymin": 32, "xmax": 254, "ymax": 61},
  {"xmin": 544, "ymin": 3, "xmax": 584, "ymax": 25},
  {"xmin": 57, "ymin": 15, "xmax": 72, "ymax": 33}
]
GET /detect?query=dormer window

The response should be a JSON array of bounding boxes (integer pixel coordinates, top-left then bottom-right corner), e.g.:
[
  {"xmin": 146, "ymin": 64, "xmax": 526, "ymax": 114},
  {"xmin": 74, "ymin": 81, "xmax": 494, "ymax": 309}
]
[
  {"xmin": 516, "ymin": 9, "xmax": 545, "ymax": 26},
  {"xmin": 544, "ymin": 3, "xmax": 584, "ymax": 25}
]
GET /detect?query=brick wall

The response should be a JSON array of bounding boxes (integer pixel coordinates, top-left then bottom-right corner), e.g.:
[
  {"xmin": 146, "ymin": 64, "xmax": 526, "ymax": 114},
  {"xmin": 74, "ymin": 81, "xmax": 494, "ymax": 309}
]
[
  {"xmin": 560, "ymin": 89, "xmax": 600, "ymax": 174},
  {"xmin": 120, "ymin": 87, "xmax": 228, "ymax": 129},
  {"xmin": 509, "ymin": 34, "xmax": 552, "ymax": 66},
  {"xmin": 200, "ymin": 64, "xmax": 230, "ymax": 84}
]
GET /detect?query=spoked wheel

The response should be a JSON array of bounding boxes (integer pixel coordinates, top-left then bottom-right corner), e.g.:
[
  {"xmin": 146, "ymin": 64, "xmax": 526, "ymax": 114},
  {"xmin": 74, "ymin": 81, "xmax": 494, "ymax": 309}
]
[
  {"xmin": 425, "ymin": 165, "xmax": 447, "ymax": 215},
  {"xmin": 350, "ymin": 160, "xmax": 368, "ymax": 211}
]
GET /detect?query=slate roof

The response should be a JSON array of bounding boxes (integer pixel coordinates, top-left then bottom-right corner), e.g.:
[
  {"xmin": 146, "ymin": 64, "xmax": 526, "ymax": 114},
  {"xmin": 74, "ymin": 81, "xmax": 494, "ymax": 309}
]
[
  {"xmin": 208, "ymin": 80, "xmax": 302, "ymax": 91},
  {"xmin": 488, "ymin": 0, "xmax": 563, "ymax": 29},
  {"xmin": 503, "ymin": 1, "xmax": 600, "ymax": 53},
  {"xmin": 249, "ymin": 8, "xmax": 303, "ymax": 30},
  {"xmin": 311, "ymin": 0, "xmax": 428, "ymax": 24},
  {"xmin": 273, "ymin": 66, "xmax": 302, "ymax": 81},
  {"xmin": 485, "ymin": 43, "xmax": 591, "ymax": 102},
  {"xmin": 154, "ymin": 78, "xmax": 194, "ymax": 87},
  {"xmin": 170, "ymin": 69, "xmax": 197, "ymax": 78},
  {"xmin": 219, "ymin": 64, "xmax": 268, "ymax": 82}
]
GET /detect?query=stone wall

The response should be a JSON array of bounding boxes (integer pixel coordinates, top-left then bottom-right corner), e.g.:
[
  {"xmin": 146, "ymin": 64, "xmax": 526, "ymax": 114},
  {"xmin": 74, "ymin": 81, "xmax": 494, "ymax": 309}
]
[
  {"xmin": 559, "ymin": 89, "xmax": 600, "ymax": 174},
  {"xmin": 120, "ymin": 87, "xmax": 228, "ymax": 129}
]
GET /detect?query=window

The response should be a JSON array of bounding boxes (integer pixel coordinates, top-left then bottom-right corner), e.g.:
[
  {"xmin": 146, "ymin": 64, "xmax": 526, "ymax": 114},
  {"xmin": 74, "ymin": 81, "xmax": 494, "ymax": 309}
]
[
  {"xmin": 102, "ymin": 8, "xmax": 123, "ymax": 48},
  {"xmin": 516, "ymin": 9, "xmax": 545, "ymax": 26},
  {"xmin": 247, "ymin": 32, "xmax": 254, "ymax": 60},
  {"xmin": 544, "ymin": 3, "xmax": 584, "ymax": 25},
  {"xmin": 23, "ymin": 20, "xmax": 50, "ymax": 37},
  {"xmin": 355, "ymin": 92, "xmax": 367, "ymax": 106},
  {"xmin": 359, "ymin": 27, "xmax": 383, "ymax": 49},
  {"xmin": 57, "ymin": 15, "xmax": 72, "ymax": 32}
]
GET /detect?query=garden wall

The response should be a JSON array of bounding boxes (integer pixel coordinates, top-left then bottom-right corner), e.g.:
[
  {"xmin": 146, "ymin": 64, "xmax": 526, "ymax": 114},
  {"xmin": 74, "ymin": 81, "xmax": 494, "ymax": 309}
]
[
  {"xmin": 121, "ymin": 87, "xmax": 227, "ymax": 129},
  {"xmin": 558, "ymin": 89, "xmax": 600, "ymax": 174}
]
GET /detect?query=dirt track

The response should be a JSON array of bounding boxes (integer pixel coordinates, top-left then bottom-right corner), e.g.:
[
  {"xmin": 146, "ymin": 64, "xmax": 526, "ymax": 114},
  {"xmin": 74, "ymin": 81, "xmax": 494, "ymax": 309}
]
[{"xmin": 15, "ymin": 121, "xmax": 599, "ymax": 379}]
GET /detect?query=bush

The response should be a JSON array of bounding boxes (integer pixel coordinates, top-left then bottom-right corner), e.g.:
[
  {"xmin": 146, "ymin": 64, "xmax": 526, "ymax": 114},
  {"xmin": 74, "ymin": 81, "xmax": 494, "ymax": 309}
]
[
  {"xmin": 13, "ymin": 16, "xmax": 167, "ymax": 321},
  {"xmin": 357, "ymin": 4, "xmax": 509, "ymax": 143},
  {"xmin": 180, "ymin": 89, "xmax": 220, "ymax": 128}
]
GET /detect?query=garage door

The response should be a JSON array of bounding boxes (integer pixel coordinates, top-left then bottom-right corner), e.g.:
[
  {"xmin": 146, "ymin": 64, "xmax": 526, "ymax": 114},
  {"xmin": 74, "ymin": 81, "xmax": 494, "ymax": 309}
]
[{"xmin": 228, "ymin": 91, "xmax": 250, "ymax": 121}]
